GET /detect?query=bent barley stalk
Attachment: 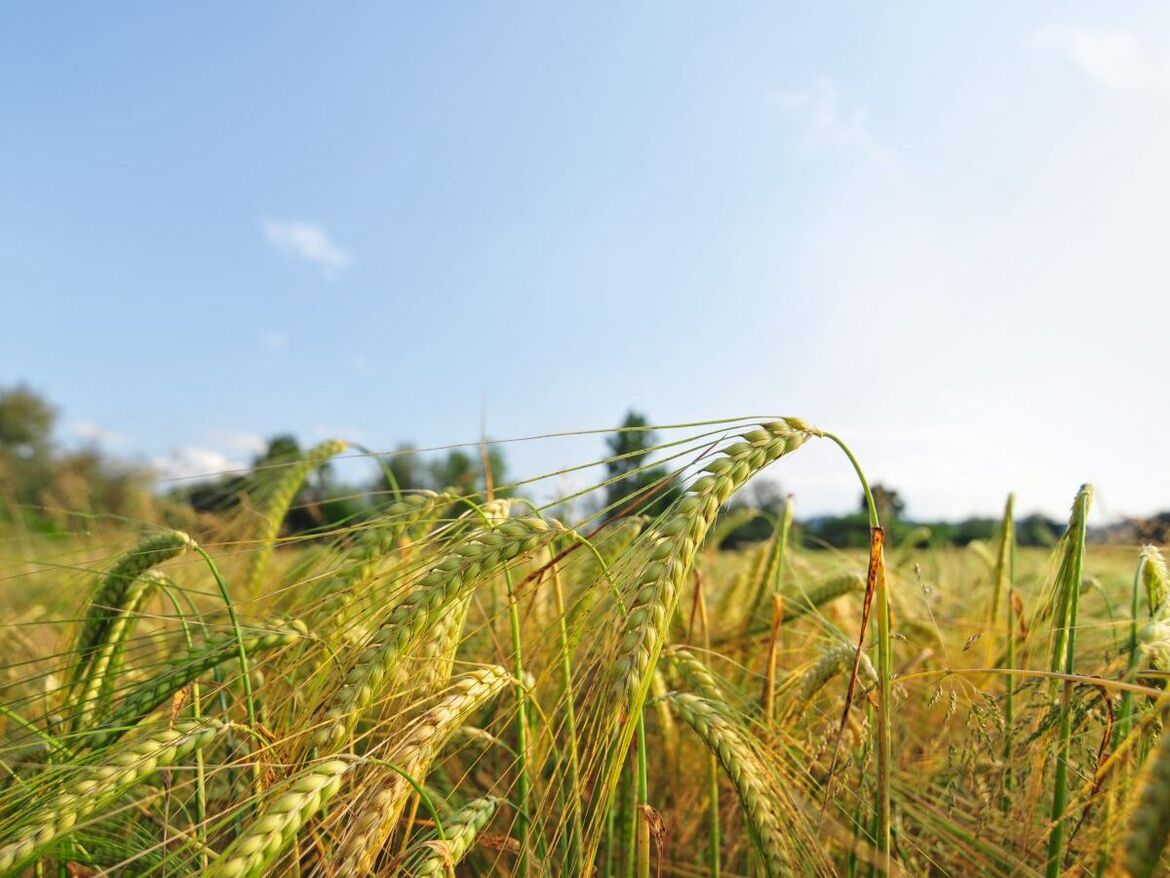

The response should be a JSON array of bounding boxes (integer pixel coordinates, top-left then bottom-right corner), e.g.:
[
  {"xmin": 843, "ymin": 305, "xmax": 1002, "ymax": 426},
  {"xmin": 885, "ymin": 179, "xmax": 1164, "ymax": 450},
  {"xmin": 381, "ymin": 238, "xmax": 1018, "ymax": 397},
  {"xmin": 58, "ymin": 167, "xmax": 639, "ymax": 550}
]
[
  {"xmin": 70, "ymin": 529, "xmax": 194, "ymax": 688},
  {"xmin": 310, "ymin": 516, "xmax": 557, "ymax": 750},
  {"xmin": 0, "ymin": 719, "xmax": 224, "ymax": 873},
  {"xmin": 205, "ymin": 758, "xmax": 352, "ymax": 878},
  {"xmin": 400, "ymin": 795, "xmax": 501, "ymax": 877},
  {"xmin": 243, "ymin": 438, "xmax": 349, "ymax": 595},
  {"xmin": 331, "ymin": 666, "xmax": 511, "ymax": 876},
  {"xmin": 610, "ymin": 420, "xmax": 815, "ymax": 712},
  {"xmin": 591, "ymin": 419, "xmax": 815, "ymax": 862},
  {"xmin": 85, "ymin": 620, "xmax": 307, "ymax": 751},
  {"xmin": 664, "ymin": 692, "xmax": 791, "ymax": 877},
  {"xmin": 73, "ymin": 569, "xmax": 166, "ymax": 729},
  {"xmin": 1125, "ymin": 718, "xmax": 1170, "ymax": 878}
]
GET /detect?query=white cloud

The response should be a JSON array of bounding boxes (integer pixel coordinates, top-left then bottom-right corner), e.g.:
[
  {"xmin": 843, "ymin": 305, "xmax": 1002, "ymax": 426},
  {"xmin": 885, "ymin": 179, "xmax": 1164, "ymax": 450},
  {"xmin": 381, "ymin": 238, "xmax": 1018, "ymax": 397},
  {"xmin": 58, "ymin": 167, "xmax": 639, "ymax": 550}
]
[
  {"xmin": 152, "ymin": 447, "xmax": 249, "ymax": 481},
  {"xmin": 1037, "ymin": 26, "xmax": 1162, "ymax": 91},
  {"xmin": 73, "ymin": 420, "xmax": 127, "ymax": 446},
  {"xmin": 207, "ymin": 430, "xmax": 267, "ymax": 457},
  {"xmin": 262, "ymin": 218, "xmax": 352, "ymax": 277},
  {"xmin": 770, "ymin": 79, "xmax": 890, "ymax": 162},
  {"xmin": 262, "ymin": 329, "xmax": 289, "ymax": 352}
]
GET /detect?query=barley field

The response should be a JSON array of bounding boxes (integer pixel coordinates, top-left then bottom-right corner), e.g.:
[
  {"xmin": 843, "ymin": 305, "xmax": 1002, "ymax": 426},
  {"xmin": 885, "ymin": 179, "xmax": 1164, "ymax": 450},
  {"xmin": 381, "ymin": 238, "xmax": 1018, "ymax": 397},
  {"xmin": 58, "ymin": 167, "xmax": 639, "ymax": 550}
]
[{"xmin": 0, "ymin": 419, "xmax": 1166, "ymax": 877}]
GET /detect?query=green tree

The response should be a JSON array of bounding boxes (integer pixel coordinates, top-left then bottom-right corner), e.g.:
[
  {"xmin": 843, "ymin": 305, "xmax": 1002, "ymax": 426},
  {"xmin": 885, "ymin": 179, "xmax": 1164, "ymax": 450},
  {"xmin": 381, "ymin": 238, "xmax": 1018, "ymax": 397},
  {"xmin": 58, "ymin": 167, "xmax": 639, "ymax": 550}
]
[
  {"xmin": 602, "ymin": 411, "xmax": 678, "ymax": 519},
  {"xmin": 0, "ymin": 384, "xmax": 56, "ymax": 456},
  {"xmin": 0, "ymin": 384, "xmax": 57, "ymax": 513},
  {"xmin": 865, "ymin": 483, "xmax": 906, "ymax": 522}
]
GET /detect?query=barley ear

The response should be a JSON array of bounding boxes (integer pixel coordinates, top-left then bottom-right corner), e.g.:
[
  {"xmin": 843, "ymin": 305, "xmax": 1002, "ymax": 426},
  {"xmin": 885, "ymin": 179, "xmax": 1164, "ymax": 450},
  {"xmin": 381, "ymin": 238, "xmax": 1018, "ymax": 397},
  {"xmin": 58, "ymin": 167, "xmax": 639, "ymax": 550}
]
[
  {"xmin": 205, "ymin": 758, "xmax": 352, "ymax": 878},
  {"xmin": 0, "ymin": 719, "xmax": 224, "ymax": 873}
]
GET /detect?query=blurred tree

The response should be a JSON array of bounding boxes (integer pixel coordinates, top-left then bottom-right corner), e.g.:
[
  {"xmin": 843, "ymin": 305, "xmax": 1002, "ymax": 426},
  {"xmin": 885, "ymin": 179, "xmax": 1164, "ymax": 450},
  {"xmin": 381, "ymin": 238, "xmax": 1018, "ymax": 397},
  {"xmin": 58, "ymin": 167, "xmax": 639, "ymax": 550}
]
[
  {"xmin": 864, "ymin": 483, "xmax": 906, "ymax": 522},
  {"xmin": 378, "ymin": 444, "xmax": 426, "ymax": 494},
  {"xmin": 602, "ymin": 411, "xmax": 678, "ymax": 519},
  {"xmin": 0, "ymin": 384, "xmax": 56, "ymax": 456},
  {"xmin": 254, "ymin": 434, "xmax": 301, "ymax": 469},
  {"xmin": 0, "ymin": 385, "xmax": 58, "ymax": 513}
]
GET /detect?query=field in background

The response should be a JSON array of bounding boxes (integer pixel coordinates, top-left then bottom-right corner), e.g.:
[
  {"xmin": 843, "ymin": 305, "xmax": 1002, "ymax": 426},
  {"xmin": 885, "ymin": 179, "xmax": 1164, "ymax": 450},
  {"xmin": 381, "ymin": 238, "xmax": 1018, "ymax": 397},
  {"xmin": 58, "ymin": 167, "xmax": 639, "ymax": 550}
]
[{"xmin": 0, "ymin": 420, "xmax": 1167, "ymax": 877}]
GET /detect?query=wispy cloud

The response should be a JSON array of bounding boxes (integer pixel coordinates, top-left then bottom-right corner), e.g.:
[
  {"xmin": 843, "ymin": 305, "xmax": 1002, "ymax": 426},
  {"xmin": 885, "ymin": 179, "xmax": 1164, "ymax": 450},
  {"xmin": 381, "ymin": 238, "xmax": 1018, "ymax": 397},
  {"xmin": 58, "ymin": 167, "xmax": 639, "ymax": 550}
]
[
  {"xmin": 1037, "ymin": 26, "xmax": 1163, "ymax": 91},
  {"xmin": 769, "ymin": 78, "xmax": 890, "ymax": 162},
  {"xmin": 262, "ymin": 329, "xmax": 290, "ymax": 352},
  {"xmin": 73, "ymin": 420, "xmax": 127, "ymax": 446},
  {"xmin": 262, "ymin": 218, "xmax": 352, "ymax": 277},
  {"xmin": 207, "ymin": 430, "xmax": 267, "ymax": 457},
  {"xmin": 152, "ymin": 447, "xmax": 249, "ymax": 481}
]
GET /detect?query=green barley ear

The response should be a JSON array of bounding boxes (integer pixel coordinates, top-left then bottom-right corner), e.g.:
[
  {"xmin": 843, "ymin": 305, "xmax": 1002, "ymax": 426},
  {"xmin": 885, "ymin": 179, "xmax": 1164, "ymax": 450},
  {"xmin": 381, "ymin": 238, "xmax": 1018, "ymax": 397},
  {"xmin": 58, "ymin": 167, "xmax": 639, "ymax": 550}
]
[
  {"xmin": 780, "ymin": 571, "xmax": 866, "ymax": 622},
  {"xmin": 399, "ymin": 795, "xmax": 501, "ymax": 877},
  {"xmin": 331, "ymin": 666, "xmax": 510, "ymax": 875},
  {"xmin": 70, "ymin": 529, "xmax": 194, "ymax": 689},
  {"xmin": 583, "ymin": 420, "xmax": 817, "ymax": 864},
  {"xmin": 243, "ymin": 438, "xmax": 349, "ymax": 594},
  {"xmin": 1035, "ymin": 484, "xmax": 1094, "ymax": 675},
  {"xmin": 0, "ymin": 719, "xmax": 224, "ymax": 874},
  {"xmin": 1141, "ymin": 546, "xmax": 1169, "ymax": 619},
  {"xmin": 1125, "ymin": 725, "xmax": 1170, "ymax": 878},
  {"xmin": 85, "ymin": 620, "xmax": 307, "ymax": 751},
  {"xmin": 794, "ymin": 641, "xmax": 877, "ymax": 703},
  {"xmin": 610, "ymin": 420, "xmax": 816, "ymax": 714},
  {"xmin": 662, "ymin": 646, "xmax": 725, "ymax": 703},
  {"xmin": 1137, "ymin": 547, "xmax": 1170, "ymax": 678},
  {"xmin": 664, "ymin": 691, "xmax": 792, "ymax": 877},
  {"xmin": 205, "ymin": 758, "xmax": 352, "ymax": 878},
  {"xmin": 309, "ymin": 516, "xmax": 557, "ymax": 750},
  {"xmin": 1043, "ymin": 484, "xmax": 1093, "ymax": 878}
]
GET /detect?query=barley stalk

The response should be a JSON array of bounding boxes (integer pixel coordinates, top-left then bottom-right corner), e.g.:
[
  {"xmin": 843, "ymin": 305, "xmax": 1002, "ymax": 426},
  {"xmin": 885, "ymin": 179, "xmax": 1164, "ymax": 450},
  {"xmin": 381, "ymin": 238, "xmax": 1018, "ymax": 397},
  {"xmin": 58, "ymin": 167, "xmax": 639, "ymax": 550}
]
[
  {"xmin": 587, "ymin": 420, "xmax": 815, "ymax": 864},
  {"xmin": 331, "ymin": 666, "xmax": 511, "ymax": 876},
  {"xmin": 73, "ymin": 570, "xmax": 165, "ymax": 730},
  {"xmin": 70, "ymin": 530, "xmax": 193, "ymax": 688},
  {"xmin": 664, "ymin": 691, "xmax": 790, "ymax": 877},
  {"xmin": 1046, "ymin": 484, "xmax": 1093, "ymax": 878},
  {"xmin": 204, "ymin": 757, "xmax": 352, "ymax": 878},
  {"xmin": 610, "ymin": 420, "xmax": 815, "ymax": 713},
  {"xmin": 85, "ymin": 620, "xmax": 306, "ymax": 751},
  {"xmin": 243, "ymin": 438, "xmax": 349, "ymax": 595},
  {"xmin": 0, "ymin": 719, "xmax": 224, "ymax": 873},
  {"xmin": 310, "ymin": 516, "xmax": 556, "ymax": 750},
  {"xmin": 398, "ymin": 795, "xmax": 500, "ymax": 877}
]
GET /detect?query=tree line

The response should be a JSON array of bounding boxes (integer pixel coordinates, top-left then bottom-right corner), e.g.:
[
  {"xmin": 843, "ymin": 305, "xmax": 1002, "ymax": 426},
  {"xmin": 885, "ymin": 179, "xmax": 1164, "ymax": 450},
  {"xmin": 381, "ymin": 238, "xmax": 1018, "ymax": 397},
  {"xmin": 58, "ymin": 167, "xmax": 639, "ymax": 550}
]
[{"xmin": 2, "ymin": 384, "xmax": 1162, "ymax": 547}]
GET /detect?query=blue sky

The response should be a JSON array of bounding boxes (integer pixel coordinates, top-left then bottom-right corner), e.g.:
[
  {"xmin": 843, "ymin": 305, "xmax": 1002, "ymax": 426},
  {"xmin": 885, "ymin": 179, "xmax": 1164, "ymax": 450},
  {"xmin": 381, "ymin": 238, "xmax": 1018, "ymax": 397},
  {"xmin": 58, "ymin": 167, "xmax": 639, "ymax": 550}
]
[{"xmin": 3, "ymin": 3, "xmax": 1168, "ymax": 519}]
